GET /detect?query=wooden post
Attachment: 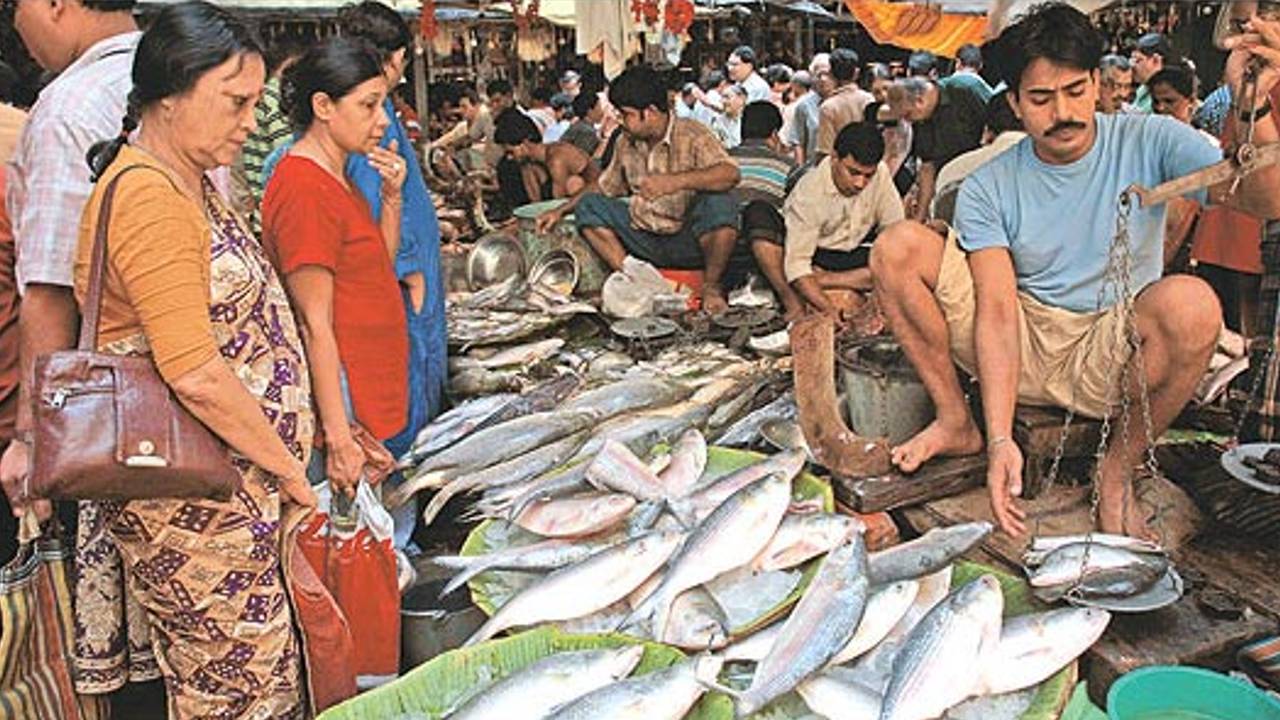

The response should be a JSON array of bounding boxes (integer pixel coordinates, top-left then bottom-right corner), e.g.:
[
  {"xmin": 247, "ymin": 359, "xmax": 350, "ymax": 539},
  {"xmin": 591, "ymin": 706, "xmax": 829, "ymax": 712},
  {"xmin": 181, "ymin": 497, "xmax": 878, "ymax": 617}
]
[{"xmin": 414, "ymin": 35, "xmax": 429, "ymax": 127}]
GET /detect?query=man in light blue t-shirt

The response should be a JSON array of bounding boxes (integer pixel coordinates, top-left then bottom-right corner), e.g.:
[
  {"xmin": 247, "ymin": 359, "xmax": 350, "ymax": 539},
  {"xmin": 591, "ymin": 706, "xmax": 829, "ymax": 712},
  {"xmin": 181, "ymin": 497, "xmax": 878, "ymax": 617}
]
[{"xmin": 870, "ymin": 4, "xmax": 1280, "ymax": 541}]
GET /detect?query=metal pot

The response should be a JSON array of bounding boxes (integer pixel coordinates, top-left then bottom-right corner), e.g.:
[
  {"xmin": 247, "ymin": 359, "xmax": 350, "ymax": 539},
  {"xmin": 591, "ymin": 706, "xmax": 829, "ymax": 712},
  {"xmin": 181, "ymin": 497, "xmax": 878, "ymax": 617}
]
[
  {"xmin": 400, "ymin": 579, "xmax": 486, "ymax": 671},
  {"xmin": 839, "ymin": 337, "xmax": 935, "ymax": 446}
]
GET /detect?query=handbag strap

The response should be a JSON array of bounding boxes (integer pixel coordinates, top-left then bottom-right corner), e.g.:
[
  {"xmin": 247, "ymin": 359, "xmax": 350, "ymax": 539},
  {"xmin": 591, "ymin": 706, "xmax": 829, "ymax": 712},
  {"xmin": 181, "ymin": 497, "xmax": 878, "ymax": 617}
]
[{"xmin": 77, "ymin": 163, "xmax": 170, "ymax": 352}]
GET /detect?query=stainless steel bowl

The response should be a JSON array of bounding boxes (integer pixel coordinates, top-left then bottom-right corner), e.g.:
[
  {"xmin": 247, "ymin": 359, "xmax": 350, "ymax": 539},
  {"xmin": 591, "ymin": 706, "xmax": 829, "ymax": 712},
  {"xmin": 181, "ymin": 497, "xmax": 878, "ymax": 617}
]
[
  {"xmin": 466, "ymin": 232, "xmax": 526, "ymax": 291},
  {"xmin": 528, "ymin": 249, "xmax": 579, "ymax": 298}
]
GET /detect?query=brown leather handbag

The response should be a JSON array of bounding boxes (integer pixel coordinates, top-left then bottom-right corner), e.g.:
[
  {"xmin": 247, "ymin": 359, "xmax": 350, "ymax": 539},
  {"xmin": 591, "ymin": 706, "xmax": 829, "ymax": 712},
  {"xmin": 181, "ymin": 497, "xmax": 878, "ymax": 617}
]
[{"xmin": 26, "ymin": 166, "xmax": 242, "ymax": 502}]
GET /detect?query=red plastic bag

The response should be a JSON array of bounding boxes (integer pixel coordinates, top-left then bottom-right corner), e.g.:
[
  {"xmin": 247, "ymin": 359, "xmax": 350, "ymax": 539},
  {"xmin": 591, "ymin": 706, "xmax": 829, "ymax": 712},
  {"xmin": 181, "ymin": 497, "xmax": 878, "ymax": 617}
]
[{"xmin": 297, "ymin": 510, "xmax": 401, "ymax": 681}]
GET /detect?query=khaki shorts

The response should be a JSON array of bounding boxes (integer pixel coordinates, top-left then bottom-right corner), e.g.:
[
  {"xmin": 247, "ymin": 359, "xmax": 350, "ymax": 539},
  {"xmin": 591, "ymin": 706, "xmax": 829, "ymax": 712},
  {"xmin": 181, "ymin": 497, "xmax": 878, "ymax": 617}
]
[{"xmin": 935, "ymin": 230, "xmax": 1131, "ymax": 419}]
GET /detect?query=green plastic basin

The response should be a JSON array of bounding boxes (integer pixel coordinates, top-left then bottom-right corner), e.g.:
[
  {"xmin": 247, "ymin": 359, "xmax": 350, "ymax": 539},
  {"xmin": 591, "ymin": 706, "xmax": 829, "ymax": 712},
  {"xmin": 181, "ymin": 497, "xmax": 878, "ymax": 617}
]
[{"xmin": 1108, "ymin": 666, "xmax": 1280, "ymax": 720}]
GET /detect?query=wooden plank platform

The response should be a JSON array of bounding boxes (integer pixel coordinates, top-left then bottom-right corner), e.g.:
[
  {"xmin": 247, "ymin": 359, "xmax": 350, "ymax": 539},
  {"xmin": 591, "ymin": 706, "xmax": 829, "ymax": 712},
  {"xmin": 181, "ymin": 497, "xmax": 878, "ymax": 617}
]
[
  {"xmin": 902, "ymin": 479, "xmax": 1280, "ymax": 705},
  {"xmin": 1013, "ymin": 405, "xmax": 1102, "ymax": 499},
  {"xmin": 831, "ymin": 455, "xmax": 987, "ymax": 513}
]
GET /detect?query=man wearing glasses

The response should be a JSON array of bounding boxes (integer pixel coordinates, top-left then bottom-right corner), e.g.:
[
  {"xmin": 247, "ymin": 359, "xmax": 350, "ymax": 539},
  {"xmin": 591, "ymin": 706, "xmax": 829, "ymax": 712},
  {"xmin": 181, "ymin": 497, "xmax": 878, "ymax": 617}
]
[{"xmin": 1097, "ymin": 54, "xmax": 1135, "ymax": 114}]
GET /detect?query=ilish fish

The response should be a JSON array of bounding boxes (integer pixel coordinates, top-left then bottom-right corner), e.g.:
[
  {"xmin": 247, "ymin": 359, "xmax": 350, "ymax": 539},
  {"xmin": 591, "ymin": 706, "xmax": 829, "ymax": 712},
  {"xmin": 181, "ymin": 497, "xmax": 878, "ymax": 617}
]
[
  {"xmin": 463, "ymin": 530, "xmax": 683, "ymax": 646},
  {"xmin": 420, "ymin": 431, "xmax": 588, "ymax": 524},
  {"xmin": 722, "ymin": 580, "xmax": 918, "ymax": 666},
  {"xmin": 661, "ymin": 587, "xmax": 730, "ymax": 651},
  {"xmin": 493, "ymin": 462, "xmax": 591, "ymax": 522},
  {"xmin": 478, "ymin": 373, "xmax": 583, "ymax": 428},
  {"xmin": 1022, "ymin": 533, "xmax": 1164, "ymax": 567},
  {"xmin": 1028, "ymin": 543, "xmax": 1169, "ymax": 602},
  {"xmin": 447, "ymin": 646, "xmax": 643, "ymax": 720},
  {"xmin": 658, "ymin": 428, "xmax": 708, "ymax": 498},
  {"xmin": 586, "ymin": 440, "xmax": 668, "ymax": 502},
  {"xmin": 727, "ymin": 533, "xmax": 870, "ymax": 718},
  {"xmin": 431, "ymin": 536, "xmax": 615, "ymax": 597},
  {"xmin": 751, "ymin": 513, "xmax": 860, "ymax": 573},
  {"xmin": 559, "ymin": 377, "xmax": 693, "ymax": 422},
  {"xmin": 867, "ymin": 522, "xmax": 993, "ymax": 586},
  {"xmin": 398, "ymin": 409, "xmax": 595, "ymax": 493},
  {"xmin": 448, "ymin": 367, "xmax": 524, "ymax": 398},
  {"xmin": 513, "ymin": 492, "xmax": 637, "ymax": 538},
  {"xmin": 715, "ymin": 391, "xmax": 797, "ymax": 448},
  {"xmin": 844, "ymin": 567, "xmax": 955, "ymax": 692},
  {"xmin": 627, "ymin": 474, "xmax": 793, "ymax": 639},
  {"xmin": 978, "ymin": 607, "xmax": 1111, "ymax": 696},
  {"xmin": 797, "ymin": 673, "xmax": 883, "ymax": 720},
  {"xmin": 878, "ymin": 575, "xmax": 1004, "ymax": 720},
  {"xmin": 543, "ymin": 655, "xmax": 725, "ymax": 720},
  {"xmin": 401, "ymin": 393, "xmax": 517, "ymax": 466},
  {"xmin": 670, "ymin": 448, "xmax": 806, "ymax": 527},
  {"xmin": 450, "ymin": 338, "xmax": 565, "ymax": 371}
]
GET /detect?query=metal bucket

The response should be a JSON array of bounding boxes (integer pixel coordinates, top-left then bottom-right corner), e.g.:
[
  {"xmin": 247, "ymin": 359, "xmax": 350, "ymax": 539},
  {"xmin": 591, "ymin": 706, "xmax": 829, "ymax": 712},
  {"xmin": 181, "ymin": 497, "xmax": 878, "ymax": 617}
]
[
  {"xmin": 400, "ymin": 579, "xmax": 486, "ymax": 671},
  {"xmin": 513, "ymin": 199, "xmax": 609, "ymax": 295},
  {"xmin": 839, "ymin": 337, "xmax": 935, "ymax": 446}
]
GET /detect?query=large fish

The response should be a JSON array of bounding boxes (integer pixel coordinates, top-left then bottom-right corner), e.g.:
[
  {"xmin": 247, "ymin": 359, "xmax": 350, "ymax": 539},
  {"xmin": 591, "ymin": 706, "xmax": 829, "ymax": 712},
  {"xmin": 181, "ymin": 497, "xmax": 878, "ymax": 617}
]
[
  {"xmin": 419, "ymin": 431, "xmax": 588, "ymax": 523},
  {"xmin": 570, "ymin": 400, "xmax": 715, "ymax": 464},
  {"xmin": 845, "ymin": 567, "xmax": 954, "ymax": 693},
  {"xmin": 1022, "ymin": 533, "xmax": 1163, "ymax": 566},
  {"xmin": 729, "ymin": 533, "xmax": 871, "ymax": 718},
  {"xmin": 797, "ymin": 672, "xmax": 883, "ymax": 720},
  {"xmin": 751, "ymin": 513, "xmax": 860, "ymax": 573},
  {"xmin": 628, "ymin": 474, "xmax": 792, "ymax": 639},
  {"xmin": 662, "ymin": 587, "xmax": 730, "ymax": 651},
  {"xmin": 658, "ymin": 428, "xmax": 708, "ymax": 498},
  {"xmin": 867, "ymin": 522, "xmax": 993, "ymax": 585},
  {"xmin": 481, "ymin": 461, "xmax": 590, "ymax": 522},
  {"xmin": 560, "ymin": 377, "xmax": 693, "ymax": 421},
  {"xmin": 878, "ymin": 575, "xmax": 1004, "ymax": 720},
  {"xmin": 432, "ymin": 536, "xmax": 615, "ymax": 597},
  {"xmin": 447, "ymin": 645, "xmax": 643, "ymax": 720},
  {"xmin": 463, "ymin": 530, "xmax": 683, "ymax": 646},
  {"xmin": 1028, "ymin": 543, "xmax": 1168, "ymax": 602},
  {"xmin": 398, "ymin": 409, "xmax": 597, "ymax": 496},
  {"xmin": 543, "ymin": 655, "xmax": 725, "ymax": 720},
  {"xmin": 978, "ymin": 607, "xmax": 1111, "ymax": 696},
  {"xmin": 669, "ymin": 449, "xmax": 806, "ymax": 527},
  {"xmin": 401, "ymin": 393, "xmax": 517, "ymax": 466},
  {"xmin": 513, "ymin": 492, "xmax": 637, "ymax": 538},
  {"xmin": 451, "ymin": 338, "xmax": 565, "ymax": 371},
  {"xmin": 830, "ymin": 580, "xmax": 920, "ymax": 665}
]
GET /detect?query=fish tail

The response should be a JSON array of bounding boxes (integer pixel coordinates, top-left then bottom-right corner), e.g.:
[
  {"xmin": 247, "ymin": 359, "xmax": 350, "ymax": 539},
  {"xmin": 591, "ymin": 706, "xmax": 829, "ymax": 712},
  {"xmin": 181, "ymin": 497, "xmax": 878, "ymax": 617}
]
[
  {"xmin": 440, "ymin": 564, "xmax": 490, "ymax": 597},
  {"xmin": 463, "ymin": 614, "xmax": 502, "ymax": 647}
]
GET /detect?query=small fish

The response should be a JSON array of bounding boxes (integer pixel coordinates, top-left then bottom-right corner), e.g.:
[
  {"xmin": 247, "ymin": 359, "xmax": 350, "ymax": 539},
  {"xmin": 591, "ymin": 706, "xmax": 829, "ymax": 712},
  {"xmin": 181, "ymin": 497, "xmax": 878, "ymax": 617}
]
[
  {"xmin": 715, "ymin": 391, "xmax": 798, "ymax": 448},
  {"xmin": 448, "ymin": 646, "xmax": 643, "ymax": 720},
  {"xmin": 750, "ymin": 513, "xmax": 859, "ymax": 573},
  {"xmin": 797, "ymin": 672, "xmax": 883, "ymax": 720},
  {"xmin": 543, "ymin": 655, "xmax": 725, "ymax": 720},
  {"xmin": 463, "ymin": 530, "xmax": 683, "ymax": 646},
  {"xmin": 496, "ymin": 462, "xmax": 590, "ymax": 522},
  {"xmin": 431, "ymin": 536, "xmax": 614, "ymax": 597},
  {"xmin": 658, "ymin": 428, "xmax": 708, "ymax": 498},
  {"xmin": 1028, "ymin": 543, "xmax": 1168, "ymax": 601},
  {"xmin": 449, "ymin": 366, "xmax": 524, "ymax": 398},
  {"xmin": 585, "ymin": 440, "xmax": 668, "ymax": 502},
  {"xmin": 513, "ymin": 492, "xmax": 637, "ymax": 538},
  {"xmin": 401, "ymin": 393, "xmax": 516, "ymax": 466},
  {"xmin": 463, "ymin": 338, "xmax": 566, "ymax": 369},
  {"xmin": 560, "ymin": 377, "xmax": 693, "ymax": 422},
  {"xmin": 867, "ymin": 522, "xmax": 993, "ymax": 585},
  {"xmin": 1022, "ymin": 533, "xmax": 1164, "ymax": 567},
  {"xmin": 727, "ymin": 533, "xmax": 870, "ymax": 718},
  {"xmin": 669, "ymin": 449, "xmax": 806, "ymax": 527}
]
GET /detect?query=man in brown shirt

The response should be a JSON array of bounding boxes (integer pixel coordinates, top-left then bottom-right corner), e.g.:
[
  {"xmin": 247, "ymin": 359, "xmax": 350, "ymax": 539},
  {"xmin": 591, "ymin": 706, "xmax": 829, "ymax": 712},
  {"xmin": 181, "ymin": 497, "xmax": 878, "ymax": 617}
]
[
  {"xmin": 564, "ymin": 66, "xmax": 741, "ymax": 312},
  {"xmin": 815, "ymin": 48, "xmax": 875, "ymax": 159}
]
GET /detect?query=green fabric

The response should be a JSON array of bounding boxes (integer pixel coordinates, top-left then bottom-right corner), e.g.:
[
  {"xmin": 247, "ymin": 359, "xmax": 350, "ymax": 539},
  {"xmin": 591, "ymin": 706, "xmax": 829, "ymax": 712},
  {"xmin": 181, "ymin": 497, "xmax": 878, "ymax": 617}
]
[{"xmin": 242, "ymin": 77, "xmax": 293, "ymax": 199}]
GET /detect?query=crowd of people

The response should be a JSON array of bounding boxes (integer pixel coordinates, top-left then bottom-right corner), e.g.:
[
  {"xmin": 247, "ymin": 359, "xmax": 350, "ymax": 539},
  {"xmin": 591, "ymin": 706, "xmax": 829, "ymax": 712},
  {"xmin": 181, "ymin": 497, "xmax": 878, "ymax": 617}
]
[{"xmin": 0, "ymin": 0, "xmax": 1279, "ymax": 718}]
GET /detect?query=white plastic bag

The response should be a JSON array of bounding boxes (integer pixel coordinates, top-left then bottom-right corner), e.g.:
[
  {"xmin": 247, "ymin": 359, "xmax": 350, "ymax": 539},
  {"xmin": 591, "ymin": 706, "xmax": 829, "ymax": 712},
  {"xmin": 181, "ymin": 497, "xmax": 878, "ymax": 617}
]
[
  {"xmin": 602, "ymin": 256, "xmax": 688, "ymax": 318},
  {"xmin": 313, "ymin": 480, "xmax": 395, "ymax": 542}
]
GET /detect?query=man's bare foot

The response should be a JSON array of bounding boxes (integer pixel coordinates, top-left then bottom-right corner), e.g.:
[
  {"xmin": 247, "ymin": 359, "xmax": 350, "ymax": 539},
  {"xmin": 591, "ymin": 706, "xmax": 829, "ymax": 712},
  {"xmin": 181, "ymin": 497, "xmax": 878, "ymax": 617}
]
[
  {"xmin": 702, "ymin": 286, "xmax": 729, "ymax": 315},
  {"xmin": 1097, "ymin": 475, "xmax": 1160, "ymax": 542},
  {"xmin": 890, "ymin": 419, "xmax": 983, "ymax": 473}
]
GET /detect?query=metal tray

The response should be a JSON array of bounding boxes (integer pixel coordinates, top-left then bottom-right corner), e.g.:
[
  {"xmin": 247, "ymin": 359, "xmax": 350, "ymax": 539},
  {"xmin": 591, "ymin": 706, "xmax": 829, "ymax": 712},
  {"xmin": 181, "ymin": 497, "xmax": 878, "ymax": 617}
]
[
  {"xmin": 1221, "ymin": 443, "xmax": 1280, "ymax": 495},
  {"xmin": 1065, "ymin": 567, "xmax": 1185, "ymax": 614}
]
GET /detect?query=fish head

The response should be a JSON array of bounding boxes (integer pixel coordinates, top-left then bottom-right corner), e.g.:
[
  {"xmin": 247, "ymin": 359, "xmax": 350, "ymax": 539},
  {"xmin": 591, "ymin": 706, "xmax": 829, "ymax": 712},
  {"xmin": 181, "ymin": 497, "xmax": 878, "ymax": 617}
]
[
  {"xmin": 952, "ymin": 574, "xmax": 1005, "ymax": 616},
  {"xmin": 604, "ymin": 644, "xmax": 647, "ymax": 678},
  {"xmin": 692, "ymin": 654, "xmax": 726, "ymax": 687},
  {"xmin": 777, "ymin": 448, "xmax": 808, "ymax": 477}
]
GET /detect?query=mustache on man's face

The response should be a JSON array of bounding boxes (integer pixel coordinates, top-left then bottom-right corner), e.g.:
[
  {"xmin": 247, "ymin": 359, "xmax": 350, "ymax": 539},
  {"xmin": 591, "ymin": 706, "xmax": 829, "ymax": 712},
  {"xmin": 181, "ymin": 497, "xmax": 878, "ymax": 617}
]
[{"xmin": 1045, "ymin": 120, "xmax": 1087, "ymax": 137}]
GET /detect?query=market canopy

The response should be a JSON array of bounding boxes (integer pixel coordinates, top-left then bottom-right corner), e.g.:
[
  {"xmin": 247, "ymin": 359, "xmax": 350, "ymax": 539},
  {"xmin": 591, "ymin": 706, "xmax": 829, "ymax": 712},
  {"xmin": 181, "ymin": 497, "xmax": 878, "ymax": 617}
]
[{"xmin": 844, "ymin": 0, "xmax": 1113, "ymax": 57}]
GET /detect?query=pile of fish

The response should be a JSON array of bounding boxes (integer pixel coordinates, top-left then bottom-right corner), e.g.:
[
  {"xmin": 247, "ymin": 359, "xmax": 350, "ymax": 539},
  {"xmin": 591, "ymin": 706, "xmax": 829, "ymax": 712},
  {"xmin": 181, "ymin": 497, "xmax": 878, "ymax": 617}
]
[
  {"xmin": 447, "ymin": 275, "xmax": 598, "ymax": 348},
  {"xmin": 1023, "ymin": 534, "xmax": 1170, "ymax": 604},
  {"xmin": 431, "ymin": 511, "xmax": 1110, "ymax": 719},
  {"xmin": 391, "ymin": 345, "xmax": 797, "ymax": 525}
]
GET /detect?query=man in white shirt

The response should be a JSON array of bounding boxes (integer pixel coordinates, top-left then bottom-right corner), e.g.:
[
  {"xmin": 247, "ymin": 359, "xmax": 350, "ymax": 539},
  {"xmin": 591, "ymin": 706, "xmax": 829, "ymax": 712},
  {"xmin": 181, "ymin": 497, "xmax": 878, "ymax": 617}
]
[{"xmin": 727, "ymin": 45, "xmax": 772, "ymax": 103}]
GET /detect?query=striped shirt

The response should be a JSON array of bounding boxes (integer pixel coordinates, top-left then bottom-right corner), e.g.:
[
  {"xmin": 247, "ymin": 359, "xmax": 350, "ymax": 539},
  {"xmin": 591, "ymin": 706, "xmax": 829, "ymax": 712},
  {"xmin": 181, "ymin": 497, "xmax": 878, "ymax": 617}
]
[
  {"xmin": 729, "ymin": 139, "xmax": 799, "ymax": 209},
  {"xmin": 242, "ymin": 77, "xmax": 293, "ymax": 200},
  {"xmin": 7, "ymin": 31, "xmax": 139, "ymax": 293}
]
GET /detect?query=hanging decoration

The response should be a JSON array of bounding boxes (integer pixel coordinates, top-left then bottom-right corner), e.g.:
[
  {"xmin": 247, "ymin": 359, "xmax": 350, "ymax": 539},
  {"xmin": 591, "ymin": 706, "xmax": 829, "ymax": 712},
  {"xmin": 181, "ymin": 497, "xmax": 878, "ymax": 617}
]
[
  {"xmin": 664, "ymin": 0, "xmax": 694, "ymax": 35},
  {"xmin": 419, "ymin": 0, "xmax": 437, "ymax": 40},
  {"xmin": 631, "ymin": 0, "xmax": 660, "ymax": 27}
]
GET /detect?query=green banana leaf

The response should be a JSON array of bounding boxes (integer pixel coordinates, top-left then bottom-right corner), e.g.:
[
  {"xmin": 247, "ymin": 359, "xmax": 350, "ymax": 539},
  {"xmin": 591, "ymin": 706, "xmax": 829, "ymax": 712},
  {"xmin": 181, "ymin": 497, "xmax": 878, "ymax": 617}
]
[
  {"xmin": 460, "ymin": 446, "xmax": 834, "ymax": 640},
  {"xmin": 316, "ymin": 626, "xmax": 734, "ymax": 720}
]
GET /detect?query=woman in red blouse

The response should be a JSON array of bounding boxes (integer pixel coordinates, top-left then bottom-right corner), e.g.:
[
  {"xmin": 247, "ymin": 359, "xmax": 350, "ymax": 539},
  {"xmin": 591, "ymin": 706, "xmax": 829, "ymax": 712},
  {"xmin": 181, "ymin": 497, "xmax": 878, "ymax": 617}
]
[{"xmin": 262, "ymin": 37, "xmax": 409, "ymax": 497}]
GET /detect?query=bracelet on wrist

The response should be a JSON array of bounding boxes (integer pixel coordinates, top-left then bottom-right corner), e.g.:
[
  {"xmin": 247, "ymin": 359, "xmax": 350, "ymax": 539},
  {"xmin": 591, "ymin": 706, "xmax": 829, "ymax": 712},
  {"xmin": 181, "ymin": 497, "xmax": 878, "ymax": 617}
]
[{"xmin": 987, "ymin": 435, "xmax": 1012, "ymax": 452}]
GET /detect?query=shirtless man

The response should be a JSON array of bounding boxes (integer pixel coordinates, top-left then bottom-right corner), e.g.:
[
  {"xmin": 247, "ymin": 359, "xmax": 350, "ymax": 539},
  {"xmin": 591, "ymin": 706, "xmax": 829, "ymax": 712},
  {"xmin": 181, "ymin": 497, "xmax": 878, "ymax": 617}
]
[
  {"xmin": 494, "ymin": 110, "xmax": 598, "ymax": 203},
  {"xmin": 871, "ymin": 4, "xmax": 1280, "ymax": 539}
]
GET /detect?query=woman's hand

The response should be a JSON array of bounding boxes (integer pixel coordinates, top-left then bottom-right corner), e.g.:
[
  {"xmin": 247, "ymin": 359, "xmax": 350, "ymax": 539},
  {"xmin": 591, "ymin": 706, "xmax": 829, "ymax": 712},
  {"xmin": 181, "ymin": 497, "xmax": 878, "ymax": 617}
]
[
  {"xmin": 325, "ymin": 432, "xmax": 367, "ymax": 499},
  {"xmin": 279, "ymin": 464, "xmax": 318, "ymax": 508},
  {"xmin": 370, "ymin": 139, "xmax": 408, "ymax": 199}
]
